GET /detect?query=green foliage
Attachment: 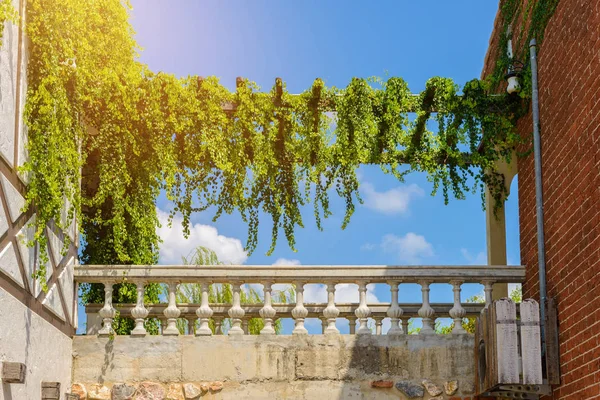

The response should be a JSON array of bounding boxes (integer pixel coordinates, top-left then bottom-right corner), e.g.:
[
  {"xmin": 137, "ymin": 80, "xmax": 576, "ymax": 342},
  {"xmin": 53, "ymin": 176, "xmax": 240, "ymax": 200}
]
[
  {"xmin": 80, "ymin": 280, "xmax": 162, "ymax": 335},
  {"xmin": 488, "ymin": 0, "xmax": 560, "ymax": 96},
  {"xmin": 439, "ymin": 285, "xmax": 523, "ymax": 335},
  {"xmin": 0, "ymin": 0, "xmax": 18, "ymax": 47},
  {"xmin": 18, "ymin": 0, "xmax": 549, "ymax": 291}
]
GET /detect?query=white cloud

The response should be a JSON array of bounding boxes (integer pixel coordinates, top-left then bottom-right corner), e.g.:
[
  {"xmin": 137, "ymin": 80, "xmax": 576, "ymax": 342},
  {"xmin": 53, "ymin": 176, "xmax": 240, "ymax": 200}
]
[
  {"xmin": 303, "ymin": 283, "xmax": 381, "ymax": 304},
  {"xmin": 157, "ymin": 209, "xmax": 247, "ymax": 265},
  {"xmin": 361, "ymin": 182, "xmax": 424, "ymax": 215},
  {"xmin": 360, "ymin": 243, "xmax": 376, "ymax": 251},
  {"xmin": 461, "ymin": 248, "xmax": 487, "ymax": 265},
  {"xmin": 381, "ymin": 233, "xmax": 434, "ymax": 264},
  {"xmin": 273, "ymin": 258, "xmax": 301, "ymax": 266}
]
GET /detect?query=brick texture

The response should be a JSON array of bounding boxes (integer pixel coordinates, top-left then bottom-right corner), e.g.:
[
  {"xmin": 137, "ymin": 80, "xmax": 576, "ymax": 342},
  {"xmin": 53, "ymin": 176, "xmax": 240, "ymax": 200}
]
[{"xmin": 482, "ymin": 1, "xmax": 600, "ymax": 399}]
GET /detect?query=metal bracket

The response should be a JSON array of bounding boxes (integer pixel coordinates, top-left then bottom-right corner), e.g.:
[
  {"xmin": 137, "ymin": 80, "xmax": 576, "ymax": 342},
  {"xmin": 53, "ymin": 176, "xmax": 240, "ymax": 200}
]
[{"xmin": 484, "ymin": 384, "xmax": 552, "ymax": 399}]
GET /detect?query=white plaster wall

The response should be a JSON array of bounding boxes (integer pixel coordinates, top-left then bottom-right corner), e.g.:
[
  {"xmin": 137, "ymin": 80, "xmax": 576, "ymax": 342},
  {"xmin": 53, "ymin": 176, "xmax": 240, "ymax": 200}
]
[{"xmin": 0, "ymin": 288, "xmax": 73, "ymax": 400}]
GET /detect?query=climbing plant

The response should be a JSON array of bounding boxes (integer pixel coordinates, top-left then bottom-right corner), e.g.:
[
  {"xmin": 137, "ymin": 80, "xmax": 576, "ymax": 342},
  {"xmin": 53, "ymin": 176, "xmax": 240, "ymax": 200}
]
[
  {"xmin": 0, "ymin": 0, "xmax": 557, "ymax": 289},
  {"xmin": 488, "ymin": 0, "xmax": 560, "ymax": 96},
  {"xmin": 0, "ymin": 0, "xmax": 18, "ymax": 47}
]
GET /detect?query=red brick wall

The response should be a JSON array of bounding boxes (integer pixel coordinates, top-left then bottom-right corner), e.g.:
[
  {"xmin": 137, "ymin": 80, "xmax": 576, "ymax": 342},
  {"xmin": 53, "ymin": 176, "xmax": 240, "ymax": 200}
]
[{"xmin": 482, "ymin": 1, "xmax": 600, "ymax": 399}]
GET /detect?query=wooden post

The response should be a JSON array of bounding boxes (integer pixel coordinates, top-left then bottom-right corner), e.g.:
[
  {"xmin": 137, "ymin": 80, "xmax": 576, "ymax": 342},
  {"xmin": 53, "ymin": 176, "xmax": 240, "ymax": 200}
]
[
  {"xmin": 520, "ymin": 299, "xmax": 543, "ymax": 384},
  {"xmin": 494, "ymin": 298, "xmax": 519, "ymax": 384}
]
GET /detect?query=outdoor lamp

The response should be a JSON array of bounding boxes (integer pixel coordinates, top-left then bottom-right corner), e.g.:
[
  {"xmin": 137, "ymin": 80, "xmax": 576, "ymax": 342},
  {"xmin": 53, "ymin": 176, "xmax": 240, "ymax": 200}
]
[{"xmin": 505, "ymin": 60, "xmax": 524, "ymax": 95}]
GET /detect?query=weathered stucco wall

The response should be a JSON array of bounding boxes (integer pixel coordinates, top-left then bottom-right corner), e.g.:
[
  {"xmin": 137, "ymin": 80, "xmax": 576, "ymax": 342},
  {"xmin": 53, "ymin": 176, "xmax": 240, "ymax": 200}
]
[
  {"xmin": 72, "ymin": 335, "xmax": 476, "ymax": 399},
  {"xmin": 0, "ymin": 288, "xmax": 73, "ymax": 400}
]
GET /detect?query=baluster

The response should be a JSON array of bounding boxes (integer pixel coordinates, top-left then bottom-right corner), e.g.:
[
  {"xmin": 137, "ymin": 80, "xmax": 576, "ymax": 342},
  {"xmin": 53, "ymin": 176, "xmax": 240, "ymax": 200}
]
[
  {"xmin": 228, "ymin": 281, "xmax": 245, "ymax": 336},
  {"xmin": 214, "ymin": 317, "xmax": 223, "ymax": 335},
  {"xmin": 323, "ymin": 282, "xmax": 340, "ymax": 334},
  {"xmin": 195, "ymin": 282, "xmax": 213, "ymax": 336},
  {"xmin": 355, "ymin": 281, "xmax": 371, "ymax": 335},
  {"xmin": 401, "ymin": 317, "xmax": 410, "ymax": 335},
  {"xmin": 418, "ymin": 280, "xmax": 435, "ymax": 334},
  {"xmin": 163, "ymin": 282, "xmax": 181, "ymax": 336},
  {"xmin": 98, "ymin": 281, "xmax": 116, "ymax": 337},
  {"xmin": 449, "ymin": 280, "xmax": 467, "ymax": 334},
  {"xmin": 347, "ymin": 316, "xmax": 357, "ymax": 335},
  {"xmin": 386, "ymin": 281, "xmax": 404, "ymax": 335},
  {"xmin": 131, "ymin": 280, "xmax": 148, "ymax": 336},
  {"xmin": 482, "ymin": 280, "xmax": 494, "ymax": 306},
  {"xmin": 242, "ymin": 318, "xmax": 249, "ymax": 335},
  {"xmin": 374, "ymin": 317, "xmax": 383, "ymax": 335},
  {"xmin": 187, "ymin": 318, "xmax": 195, "ymax": 335},
  {"xmin": 160, "ymin": 318, "xmax": 167, "ymax": 334},
  {"xmin": 292, "ymin": 281, "xmax": 308, "ymax": 335},
  {"xmin": 260, "ymin": 282, "xmax": 276, "ymax": 335}
]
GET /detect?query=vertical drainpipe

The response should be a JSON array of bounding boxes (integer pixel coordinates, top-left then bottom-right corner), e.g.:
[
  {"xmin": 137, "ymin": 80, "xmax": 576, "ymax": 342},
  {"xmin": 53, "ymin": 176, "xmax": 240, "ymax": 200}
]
[{"xmin": 529, "ymin": 38, "xmax": 547, "ymax": 347}]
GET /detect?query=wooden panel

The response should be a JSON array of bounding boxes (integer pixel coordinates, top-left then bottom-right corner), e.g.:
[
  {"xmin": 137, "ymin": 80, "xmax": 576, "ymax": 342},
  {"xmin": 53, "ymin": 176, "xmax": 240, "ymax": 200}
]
[
  {"xmin": 41, "ymin": 381, "xmax": 60, "ymax": 399},
  {"xmin": 487, "ymin": 302, "xmax": 498, "ymax": 389},
  {"xmin": 474, "ymin": 314, "xmax": 485, "ymax": 394},
  {"xmin": 520, "ymin": 299, "xmax": 543, "ymax": 384},
  {"xmin": 1, "ymin": 362, "xmax": 25, "ymax": 383},
  {"xmin": 494, "ymin": 298, "xmax": 519, "ymax": 384},
  {"xmin": 545, "ymin": 297, "xmax": 561, "ymax": 385}
]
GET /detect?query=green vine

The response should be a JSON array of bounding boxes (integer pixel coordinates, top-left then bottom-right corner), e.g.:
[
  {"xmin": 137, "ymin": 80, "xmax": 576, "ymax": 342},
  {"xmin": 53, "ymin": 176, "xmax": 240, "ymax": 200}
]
[
  {"xmin": 488, "ymin": 0, "xmax": 560, "ymax": 96},
  {"xmin": 0, "ymin": 0, "xmax": 18, "ymax": 47},
  {"xmin": 10, "ymin": 0, "xmax": 561, "ymax": 290}
]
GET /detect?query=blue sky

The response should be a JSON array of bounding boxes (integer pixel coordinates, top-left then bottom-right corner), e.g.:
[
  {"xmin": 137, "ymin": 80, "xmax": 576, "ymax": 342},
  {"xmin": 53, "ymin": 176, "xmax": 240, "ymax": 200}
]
[{"xmin": 78, "ymin": 1, "xmax": 521, "ymax": 334}]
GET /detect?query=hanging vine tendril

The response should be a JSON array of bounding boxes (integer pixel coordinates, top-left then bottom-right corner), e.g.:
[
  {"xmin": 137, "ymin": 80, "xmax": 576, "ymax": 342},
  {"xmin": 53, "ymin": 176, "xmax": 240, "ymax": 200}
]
[{"xmin": 0, "ymin": 0, "xmax": 558, "ymax": 288}]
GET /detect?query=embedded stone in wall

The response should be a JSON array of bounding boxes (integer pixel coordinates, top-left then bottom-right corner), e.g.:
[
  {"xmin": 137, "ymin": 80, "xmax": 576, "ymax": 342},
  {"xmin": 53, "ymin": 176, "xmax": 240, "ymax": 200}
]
[
  {"xmin": 461, "ymin": 381, "xmax": 475, "ymax": 394},
  {"xmin": 422, "ymin": 379, "xmax": 442, "ymax": 396},
  {"xmin": 135, "ymin": 382, "xmax": 165, "ymax": 400},
  {"xmin": 183, "ymin": 383, "xmax": 202, "ymax": 399},
  {"xmin": 166, "ymin": 383, "xmax": 184, "ymax": 400},
  {"xmin": 88, "ymin": 384, "xmax": 111, "ymax": 400},
  {"xmin": 371, "ymin": 380, "xmax": 393, "ymax": 388},
  {"xmin": 444, "ymin": 380, "xmax": 458, "ymax": 395},
  {"xmin": 395, "ymin": 381, "xmax": 424, "ymax": 398},
  {"xmin": 111, "ymin": 383, "xmax": 136, "ymax": 400},
  {"xmin": 70, "ymin": 383, "xmax": 87, "ymax": 400},
  {"xmin": 209, "ymin": 381, "xmax": 224, "ymax": 392}
]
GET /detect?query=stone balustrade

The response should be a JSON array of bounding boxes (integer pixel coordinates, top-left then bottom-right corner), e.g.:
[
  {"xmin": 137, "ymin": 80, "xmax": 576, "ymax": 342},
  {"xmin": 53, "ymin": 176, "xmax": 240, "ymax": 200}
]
[
  {"xmin": 75, "ymin": 264, "xmax": 524, "ymax": 337},
  {"xmin": 84, "ymin": 302, "xmax": 488, "ymax": 335}
]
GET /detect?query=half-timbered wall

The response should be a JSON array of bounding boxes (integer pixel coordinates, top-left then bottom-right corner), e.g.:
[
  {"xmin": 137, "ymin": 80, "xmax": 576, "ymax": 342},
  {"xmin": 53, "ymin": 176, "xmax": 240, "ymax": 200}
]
[{"xmin": 0, "ymin": 1, "xmax": 77, "ymax": 398}]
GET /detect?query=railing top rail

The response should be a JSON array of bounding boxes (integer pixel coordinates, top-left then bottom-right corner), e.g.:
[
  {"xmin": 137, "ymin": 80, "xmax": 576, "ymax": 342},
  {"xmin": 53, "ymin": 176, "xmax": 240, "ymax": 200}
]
[{"xmin": 74, "ymin": 264, "xmax": 525, "ymax": 284}]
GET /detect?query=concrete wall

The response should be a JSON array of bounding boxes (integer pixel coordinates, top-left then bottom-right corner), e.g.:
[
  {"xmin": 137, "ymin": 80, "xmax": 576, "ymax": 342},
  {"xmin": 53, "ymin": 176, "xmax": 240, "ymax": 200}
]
[
  {"xmin": 0, "ymin": 288, "xmax": 73, "ymax": 400},
  {"xmin": 482, "ymin": 1, "xmax": 600, "ymax": 399},
  {"xmin": 0, "ymin": 1, "xmax": 77, "ymax": 398},
  {"xmin": 72, "ymin": 335, "xmax": 476, "ymax": 399}
]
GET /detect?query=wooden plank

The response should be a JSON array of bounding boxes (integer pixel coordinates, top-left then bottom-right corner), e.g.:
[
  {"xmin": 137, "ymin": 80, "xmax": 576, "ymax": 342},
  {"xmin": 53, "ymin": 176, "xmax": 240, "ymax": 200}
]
[
  {"xmin": 474, "ymin": 314, "xmax": 484, "ymax": 395},
  {"xmin": 488, "ymin": 302, "xmax": 498, "ymax": 388},
  {"xmin": 545, "ymin": 297, "xmax": 561, "ymax": 385},
  {"xmin": 520, "ymin": 299, "xmax": 543, "ymax": 384},
  {"xmin": 495, "ymin": 298, "xmax": 519, "ymax": 384},
  {"xmin": 41, "ymin": 382, "xmax": 60, "ymax": 399},
  {"xmin": 1, "ymin": 362, "xmax": 26, "ymax": 383}
]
